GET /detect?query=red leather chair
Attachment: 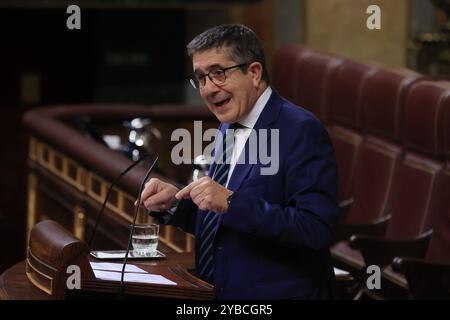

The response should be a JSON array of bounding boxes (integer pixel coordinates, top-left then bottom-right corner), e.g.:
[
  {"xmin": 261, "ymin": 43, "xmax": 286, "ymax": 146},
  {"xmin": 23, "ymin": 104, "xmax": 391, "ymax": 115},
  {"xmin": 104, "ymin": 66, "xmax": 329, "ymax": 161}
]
[
  {"xmin": 331, "ymin": 68, "xmax": 420, "ymax": 272},
  {"xmin": 348, "ymin": 80, "xmax": 447, "ymax": 299},
  {"xmin": 271, "ymin": 44, "xmax": 312, "ymax": 104},
  {"xmin": 390, "ymin": 82, "xmax": 450, "ymax": 299},
  {"xmin": 327, "ymin": 59, "xmax": 377, "ymax": 201},
  {"xmin": 294, "ymin": 51, "xmax": 342, "ymax": 125},
  {"xmin": 347, "ymin": 68, "xmax": 421, "ymax": 225},
  {"xmin": 390, "ymin": 166, "xmax": 450, "ymax": 299}
]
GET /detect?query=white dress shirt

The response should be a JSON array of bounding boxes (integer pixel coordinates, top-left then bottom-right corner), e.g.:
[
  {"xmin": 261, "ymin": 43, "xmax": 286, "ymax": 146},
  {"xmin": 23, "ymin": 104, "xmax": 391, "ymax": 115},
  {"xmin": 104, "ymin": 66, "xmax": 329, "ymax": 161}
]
[{"xmin": 225, "ymin": 86, "xmax": 272, "ymax": 186}]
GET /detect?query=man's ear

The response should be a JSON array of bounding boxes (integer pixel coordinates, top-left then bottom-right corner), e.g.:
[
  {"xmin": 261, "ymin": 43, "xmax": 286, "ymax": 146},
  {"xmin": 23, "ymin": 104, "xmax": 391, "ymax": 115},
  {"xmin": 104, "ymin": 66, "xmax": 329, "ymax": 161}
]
[{"xmin": 248, "ymin": 62, "xmax": 263, "ymax": 87}]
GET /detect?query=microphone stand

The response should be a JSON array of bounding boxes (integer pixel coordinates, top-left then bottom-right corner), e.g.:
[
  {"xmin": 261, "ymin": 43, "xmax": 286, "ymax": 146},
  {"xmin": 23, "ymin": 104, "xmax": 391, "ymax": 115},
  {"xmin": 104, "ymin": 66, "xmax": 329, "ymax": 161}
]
[{"xmin": 118, "ymin": 156, "xmax": 159, "ymax": 299}]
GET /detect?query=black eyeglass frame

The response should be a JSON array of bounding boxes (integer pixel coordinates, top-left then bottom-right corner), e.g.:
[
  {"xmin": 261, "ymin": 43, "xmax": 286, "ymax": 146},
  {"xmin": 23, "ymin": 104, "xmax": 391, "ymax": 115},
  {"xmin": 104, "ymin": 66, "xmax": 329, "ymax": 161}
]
[{"xmin": 188, "ymin": 63, "xmax": 249, "ymax": 89}]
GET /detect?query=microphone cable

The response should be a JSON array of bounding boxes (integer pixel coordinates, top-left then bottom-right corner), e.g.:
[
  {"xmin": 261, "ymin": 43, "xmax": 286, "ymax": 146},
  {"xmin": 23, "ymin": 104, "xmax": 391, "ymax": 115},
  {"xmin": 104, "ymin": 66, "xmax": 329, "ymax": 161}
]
[{"xmin": 118, "ymin": 156, "xmax": 159, "ymax": 299}]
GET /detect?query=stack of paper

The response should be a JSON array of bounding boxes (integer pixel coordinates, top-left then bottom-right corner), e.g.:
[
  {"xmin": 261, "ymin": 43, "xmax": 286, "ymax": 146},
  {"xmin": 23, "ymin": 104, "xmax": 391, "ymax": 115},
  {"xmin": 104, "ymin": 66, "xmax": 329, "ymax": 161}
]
[{"xmin": 90, "ymin": 262, "xmax": 176, "ymax": 286}]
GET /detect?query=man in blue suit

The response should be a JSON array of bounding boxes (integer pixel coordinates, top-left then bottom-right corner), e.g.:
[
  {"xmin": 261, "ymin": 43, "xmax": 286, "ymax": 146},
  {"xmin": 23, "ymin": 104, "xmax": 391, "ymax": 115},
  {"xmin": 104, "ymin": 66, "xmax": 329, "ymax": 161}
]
[{"xmin": 139, "ymin": 24, "xmax": 340, "ymax": 299}]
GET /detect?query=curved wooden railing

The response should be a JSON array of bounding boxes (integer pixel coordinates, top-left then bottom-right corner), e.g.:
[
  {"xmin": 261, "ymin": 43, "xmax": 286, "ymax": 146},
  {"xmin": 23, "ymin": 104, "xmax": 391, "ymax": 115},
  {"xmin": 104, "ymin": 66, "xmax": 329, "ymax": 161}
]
[{"xmin": 23, "ymin": 104, "xmax": 217, "ymax": 253}]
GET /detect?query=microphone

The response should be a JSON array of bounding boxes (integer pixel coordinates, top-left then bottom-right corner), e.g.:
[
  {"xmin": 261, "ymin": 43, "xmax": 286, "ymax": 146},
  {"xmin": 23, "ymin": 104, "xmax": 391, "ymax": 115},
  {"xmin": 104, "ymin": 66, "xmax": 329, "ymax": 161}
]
[
  {"xmin": 118, "ymin": 156, "xmax": 159, "ymax": 298},
  {"xmin": 88, "ymin": 153, "xmax": 151, "ymax": 247}
]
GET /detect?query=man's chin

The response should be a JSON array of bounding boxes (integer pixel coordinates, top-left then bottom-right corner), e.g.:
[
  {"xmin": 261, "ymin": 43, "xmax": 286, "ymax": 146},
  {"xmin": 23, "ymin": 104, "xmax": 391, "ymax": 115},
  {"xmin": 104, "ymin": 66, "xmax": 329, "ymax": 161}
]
[{"xmin": 213, "ymin": 111, "xmax": 236, "ymax": 124}]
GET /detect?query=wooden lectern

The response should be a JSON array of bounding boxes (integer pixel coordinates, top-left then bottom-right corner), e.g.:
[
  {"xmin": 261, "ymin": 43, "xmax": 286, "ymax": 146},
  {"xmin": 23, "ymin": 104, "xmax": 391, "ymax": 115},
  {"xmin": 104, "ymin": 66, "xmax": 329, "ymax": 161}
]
[
  {"xmin": 26, "ymin": 220, "xmax": 94, "ymax": 299},
  {"xmin": 25, "ymin": 220, "xmax": 214, "ymax": 300}
]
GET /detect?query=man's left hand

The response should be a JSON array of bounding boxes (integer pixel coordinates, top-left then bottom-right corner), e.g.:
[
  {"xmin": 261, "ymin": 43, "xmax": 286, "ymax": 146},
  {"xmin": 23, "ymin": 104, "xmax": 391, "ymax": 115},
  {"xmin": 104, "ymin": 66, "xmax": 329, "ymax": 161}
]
[{"xmin": 175, "ymin": 176, "xmax": 233, "ymax": 213}]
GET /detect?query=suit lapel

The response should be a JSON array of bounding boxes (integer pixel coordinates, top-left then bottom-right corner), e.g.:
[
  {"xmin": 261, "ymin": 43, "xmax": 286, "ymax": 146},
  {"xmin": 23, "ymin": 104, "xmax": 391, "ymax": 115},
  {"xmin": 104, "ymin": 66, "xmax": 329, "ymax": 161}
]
[
  {"xmin": 227, "ymin": 89, "xmax": 283, "ymax": 191},
  {"xmin": 201, "ymin": 89, "xmax": 283, "ymax": 231}
]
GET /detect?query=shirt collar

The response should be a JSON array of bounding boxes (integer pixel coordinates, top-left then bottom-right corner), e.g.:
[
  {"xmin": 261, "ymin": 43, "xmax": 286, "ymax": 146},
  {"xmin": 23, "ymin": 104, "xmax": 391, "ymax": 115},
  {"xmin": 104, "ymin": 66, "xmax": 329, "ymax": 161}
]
[{"xmin": 237, "ymin": 86, "xmax": 272, "ymax": 129}]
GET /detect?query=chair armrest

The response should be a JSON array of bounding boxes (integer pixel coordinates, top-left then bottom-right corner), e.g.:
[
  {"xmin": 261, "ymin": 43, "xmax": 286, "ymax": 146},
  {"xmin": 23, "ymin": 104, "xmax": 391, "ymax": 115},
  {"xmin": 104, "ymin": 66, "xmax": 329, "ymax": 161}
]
[
  {"xmin": 349, "ymin": 230, "xmax": 432, "ymax": 267},
  {"xmin": 335, "ymin": 215, "xmax": 391, "ymax": 243},
  {"xmin": 392, "ymin": 256, "xmax": 450, "ymax": 299},
  {"xmin": 333, "ymin": 198, "xmax": 353, "ymax": 243},
  {"xmin": 339, "ymin": 198, "xmax": 354, "ymax": 219}
]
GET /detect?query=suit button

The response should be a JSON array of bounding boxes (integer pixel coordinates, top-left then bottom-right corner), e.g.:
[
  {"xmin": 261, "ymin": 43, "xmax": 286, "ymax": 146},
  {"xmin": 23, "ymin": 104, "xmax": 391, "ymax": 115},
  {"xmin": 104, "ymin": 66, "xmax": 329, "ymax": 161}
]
[{"xmin": 216, "ymin": 246, "xmax": 222, "ymax": 251}]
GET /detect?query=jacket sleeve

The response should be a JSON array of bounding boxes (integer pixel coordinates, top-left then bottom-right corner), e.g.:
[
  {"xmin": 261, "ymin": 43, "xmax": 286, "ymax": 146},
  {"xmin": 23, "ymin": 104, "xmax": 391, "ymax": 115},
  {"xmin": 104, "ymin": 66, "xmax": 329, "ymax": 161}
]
[
  {"xmin": 222, "ymin": 119, "xmax": 340, "ymax": 252},
  {"xmin": 150, "ymin": 198, "xmax": 198, "ymax": 235}
]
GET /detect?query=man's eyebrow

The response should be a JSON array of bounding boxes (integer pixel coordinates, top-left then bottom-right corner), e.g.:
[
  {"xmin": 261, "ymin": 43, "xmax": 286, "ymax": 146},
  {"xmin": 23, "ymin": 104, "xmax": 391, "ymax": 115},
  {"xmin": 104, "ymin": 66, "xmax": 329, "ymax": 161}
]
[{"xmin": 194, "ymin": 63, "xmax": 224, "ymax": 74}]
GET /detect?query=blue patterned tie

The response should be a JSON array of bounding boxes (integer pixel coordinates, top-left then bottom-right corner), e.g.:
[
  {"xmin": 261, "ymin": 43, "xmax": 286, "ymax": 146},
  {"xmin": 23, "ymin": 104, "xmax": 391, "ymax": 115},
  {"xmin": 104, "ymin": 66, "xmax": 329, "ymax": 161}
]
[{"xmin": 196, "ymin": 124, "xmax": 239, "ymax": 284}]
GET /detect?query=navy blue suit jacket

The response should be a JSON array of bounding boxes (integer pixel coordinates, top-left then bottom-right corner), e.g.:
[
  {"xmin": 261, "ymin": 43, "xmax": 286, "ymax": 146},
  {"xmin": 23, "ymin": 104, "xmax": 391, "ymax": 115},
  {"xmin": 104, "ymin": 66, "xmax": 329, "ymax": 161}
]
[{"xmin": 166, "ymin": 89, "xmax": 339, "ymax": 299}]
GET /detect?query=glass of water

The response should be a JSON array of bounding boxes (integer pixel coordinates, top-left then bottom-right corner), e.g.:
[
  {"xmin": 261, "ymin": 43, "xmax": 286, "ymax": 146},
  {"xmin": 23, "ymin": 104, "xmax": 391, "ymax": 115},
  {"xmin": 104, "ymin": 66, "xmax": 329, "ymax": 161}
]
[{"xmin": 131, "ymin": 223, "xmax": 159, "ymax": 256}]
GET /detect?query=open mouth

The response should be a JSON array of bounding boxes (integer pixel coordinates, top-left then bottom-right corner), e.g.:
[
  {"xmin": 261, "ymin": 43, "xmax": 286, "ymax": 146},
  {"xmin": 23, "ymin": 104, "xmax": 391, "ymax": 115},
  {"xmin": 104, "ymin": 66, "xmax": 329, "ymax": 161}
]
[{"xmin": 214, "ymin": 98, "xmax": 231, "ymax": 107}]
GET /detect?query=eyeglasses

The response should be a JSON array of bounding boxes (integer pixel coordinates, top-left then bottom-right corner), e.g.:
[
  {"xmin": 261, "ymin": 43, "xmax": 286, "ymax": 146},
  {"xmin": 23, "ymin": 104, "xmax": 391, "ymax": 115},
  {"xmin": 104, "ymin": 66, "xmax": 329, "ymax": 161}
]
[{"xmin": 189, "ymin": 63, "xmax": 249, "ymax": 89}]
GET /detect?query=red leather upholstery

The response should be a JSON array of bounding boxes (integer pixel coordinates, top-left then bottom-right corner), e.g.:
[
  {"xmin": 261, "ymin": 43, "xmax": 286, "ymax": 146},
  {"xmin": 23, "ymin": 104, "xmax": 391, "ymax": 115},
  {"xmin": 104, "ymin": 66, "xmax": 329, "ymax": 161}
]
[
  {"xmin": 269, "ymin": 45, "xmax": 450, "ymax": 298},
  {"xmin": 328, "ymin": 60, "xmax": 377, "ymax": 130},
  {"xmin": 384, "ymin": 81, "xmax": 448, "ymax": 239},
  {"xmin": 347, "ymin": 137, "xmax": 402, "ymax": 224},
  {"xmin": 328, "ymin": 60, "xmax": 377, "ymax": 200},
  {"xmin": 384, "ymin": 85, "xmax": 450, "ymax": 298},
  {"xmin": 347, "ymin": 69, "xmax": 421, "ymax": 224},
  {"xmin": 271, "ymin": 44, "xmax": 312, "ymax": 104},
  {"xmin": 444, "ymin": 82, "xmax": 450, "ymax": 161},
  {"xmin": 363, "ymin": 69, "xmax": 420, "ymax": 141},
  {"xmin": 425, "ymin": 167, "xmax": 450, "ymax": 264},
  {"xmin": 295, "ymin": 51, "xmax": 342, "ymax": 124},
  {"xmin": 331, "ymin": 69, "xmax": 417, "ymax": 271},
  {"xmin": 330, "ymin": 126, "xmax": 363, "ymax": 201},
  {"xmin": 403, "ymin": 81, "xmax": 447, "ymax": 159},
  {"xmin": 423, "ymin": 91, "xmax": 450, "ymax": 263},
  {"xmin": 383, "ymin": 166, "xmax": 450, "ymax": 296},
  {"xmin": 385, "ymin": 154, "xmax": 441, "ymax": 240},
  {"xmin": 332, "ymin": 75, "xmax": 444, "ymax": 276}
]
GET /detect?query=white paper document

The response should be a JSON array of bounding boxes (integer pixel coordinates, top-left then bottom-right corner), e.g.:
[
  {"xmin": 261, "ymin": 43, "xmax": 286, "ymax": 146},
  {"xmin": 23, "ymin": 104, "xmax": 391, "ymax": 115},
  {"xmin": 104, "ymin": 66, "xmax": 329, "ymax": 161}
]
[
  {"xmin": 90, "ymin": 262, "xmax": 146, "ymax": 273},
  {"xmin": 90, "ymin": 261, "xmax": 177, "ymax": 286},
  {"xmin": 92, "ymin": 270, "xmax": 177, "ymax": 285},
  {"xmin": 93, "ymin": 251, "xmax": 128, "ymax": 259}
]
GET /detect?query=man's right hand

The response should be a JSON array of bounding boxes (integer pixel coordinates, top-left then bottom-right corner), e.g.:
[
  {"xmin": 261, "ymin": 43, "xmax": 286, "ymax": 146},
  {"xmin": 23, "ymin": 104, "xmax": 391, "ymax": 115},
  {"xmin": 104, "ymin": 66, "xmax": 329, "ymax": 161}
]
[{"xmin": 139, "ymin": 178, "xmax": 179, "ymax": 212}]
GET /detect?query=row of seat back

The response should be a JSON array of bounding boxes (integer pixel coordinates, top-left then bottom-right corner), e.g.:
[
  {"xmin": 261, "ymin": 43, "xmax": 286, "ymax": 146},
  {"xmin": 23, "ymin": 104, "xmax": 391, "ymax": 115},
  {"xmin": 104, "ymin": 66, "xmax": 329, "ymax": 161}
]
[
  {"xmin": 330, "ymin": 67, "xmax": 426, "ymax": 205},
  {"xmin": 271, "ymin": 44, "xmax": 312, "ymax": 104},
  {"xmin": 271, "ymin": 44, "xmax": 428, "ymax": 213},
  {"xmin": 348, "ymin": 69, "xmax": 419, "ymax": 225},
  {"xmin": 296, "ymin": 51, "xmax": 342, "ymax": 125},
  {"xmin": 386, "ymin": 84, "xmax": 450, "ymax": 299},
  {"xmin": 271, "ymin": 44, "xmax": 450, "ymax": 278},
  {"xmin": 345, "ymin": 68, "xmax": 418, "ymax": 225},
  {"xmin": 331, "ymin": 80, "xmax": 447, "ymax": 274},
  {"xmin": 382, "ymin": 80, "xmax": 446, "ymax": 241},
  {"xmin": 421, "ymin": 81, "xmax": 450, "ymax": 264},
  {"xmin": 426, "ymin": 166, "xmax": 450, "ymax": 265},
  {"xmin": 327, "ymin": 61, "xmax": 379, "ymax": 200}
]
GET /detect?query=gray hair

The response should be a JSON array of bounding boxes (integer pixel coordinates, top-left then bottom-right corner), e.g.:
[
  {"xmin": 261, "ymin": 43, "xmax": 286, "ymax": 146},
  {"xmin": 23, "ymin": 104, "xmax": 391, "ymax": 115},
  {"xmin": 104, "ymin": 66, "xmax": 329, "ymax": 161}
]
[{"xmin": 187, "ymin": 24, "xmax": 270, "ymax": 83}]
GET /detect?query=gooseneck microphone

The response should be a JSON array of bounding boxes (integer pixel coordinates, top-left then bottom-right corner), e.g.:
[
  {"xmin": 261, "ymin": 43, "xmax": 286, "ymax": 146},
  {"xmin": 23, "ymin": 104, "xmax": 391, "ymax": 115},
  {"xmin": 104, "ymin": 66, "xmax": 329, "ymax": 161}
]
[
  {"xmin": 118, "ymin": 156, "xmax": 159, "ymax": 299},
  {"xmin": 88, "ymin": 154, "xmax": 151, "ymax": 247}
]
